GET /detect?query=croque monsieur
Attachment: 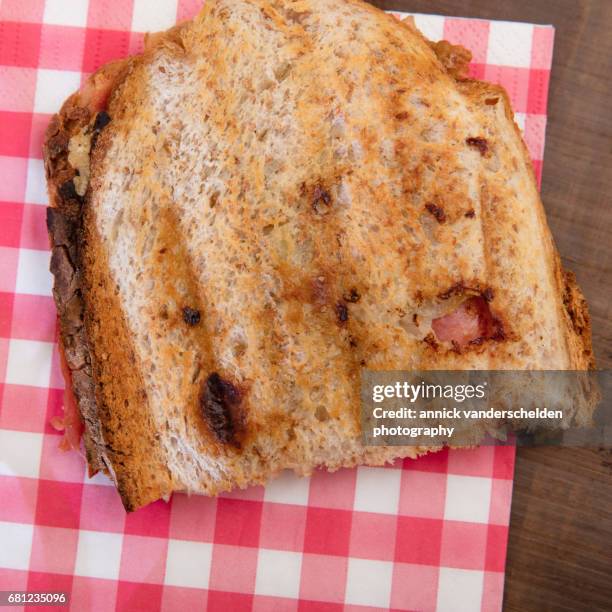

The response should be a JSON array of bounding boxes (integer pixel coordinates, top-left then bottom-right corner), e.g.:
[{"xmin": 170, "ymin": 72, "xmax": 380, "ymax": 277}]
[{"xmin": 44, "ymin": 0, "xmax": 594, "ymax": 510}]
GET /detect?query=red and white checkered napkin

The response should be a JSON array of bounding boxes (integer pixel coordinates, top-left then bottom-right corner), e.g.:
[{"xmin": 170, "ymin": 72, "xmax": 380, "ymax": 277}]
[{"xmin": 0, "ymin": 2, "xmax": 554, "ymax": 610}]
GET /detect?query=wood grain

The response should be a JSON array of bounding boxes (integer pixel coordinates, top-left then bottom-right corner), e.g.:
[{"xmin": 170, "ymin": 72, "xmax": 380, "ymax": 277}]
[{"xmin": 371, "ymin": 1, "xmax": 612, "ymax": 609}]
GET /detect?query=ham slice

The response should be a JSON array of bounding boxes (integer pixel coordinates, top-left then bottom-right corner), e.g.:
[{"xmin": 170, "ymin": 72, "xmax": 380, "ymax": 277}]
[
  {"xmin": 51, "ymin": 341, "xmax": 84, "ymax": 452},
  {"xmin": 79, "ymin": 60, "xmax": 126, "ymax": 112},
  {"xmin": 432, "ymin": 296, "xmax": 500, "ymax": 348},
  {"xmin": 80, "ymin": 74, "xmax": 113, "ymax": 113}
]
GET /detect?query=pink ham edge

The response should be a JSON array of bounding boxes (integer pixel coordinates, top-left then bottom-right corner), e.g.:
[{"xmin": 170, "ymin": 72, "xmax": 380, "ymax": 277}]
[
  {"xmin": 431, "ymin": 296, "xmax": 494, "ymax": 348},
  {"xmin": 53, "ymin": 338, "xmax": 84, "ymax": 453}
]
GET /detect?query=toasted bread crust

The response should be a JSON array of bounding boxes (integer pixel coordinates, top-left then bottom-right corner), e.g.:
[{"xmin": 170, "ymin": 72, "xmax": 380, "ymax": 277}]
[
  {"xmin": 455, "ymin": 78, "xmax": 595, "ymax": 371},
  {"xmin": 44, "ymin": 60, "xmax": 177, "ymax": 509},
  {"xmin": 44, "ymin": 0, "xmax": 594, "ymax": 511},
  {"xmin": 80, "ymin": 198, "xmax": 176, "ymax": 510}
]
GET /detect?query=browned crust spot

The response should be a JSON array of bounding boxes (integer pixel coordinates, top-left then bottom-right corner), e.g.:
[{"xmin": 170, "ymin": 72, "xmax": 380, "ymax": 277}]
[
  {"xmin": 200, "ymin": 373, "xmax": 243, "ymax": 447},
  {"xmin": 423, "ymin": 332, "xmax": 438, "ymax": 349},
  {"xmin": 466, "ymin": 136, "xmax": 489, "ymax": 156},
  {"xmin": 182, "ymin": 306, "xmax": 201, "ymax": 325},
  {"xmin": 562, "ymin": 270, "xmax": 595, "ymax": 368},
  {"xmin": 343, "ymin": 288, "xmax": 361, "ymax": 303},
  {"xmin": 335, "ymin": 301, "xmax": 349, "ymax": 324},
  {"xmin": 311, "ymin": 183, "xmax": 332, "ymax": 215},
  {"xmin": 425, "ymin": 202, "xmax": 446, "ymax": 224}
]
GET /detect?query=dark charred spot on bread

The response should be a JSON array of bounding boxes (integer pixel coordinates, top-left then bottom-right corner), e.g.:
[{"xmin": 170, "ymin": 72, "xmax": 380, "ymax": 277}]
[
  {"xmin": 91, "ymin": 111, "xmax": 111, "ymax": 148},
  {"xmin": 312, "ymin": 184, "xmax": 332, "ymax": 216},
  {"xmin": 466, "ymin": 137, "xmax": 489, "ymax": 156},
  {"xmin": 93, "ymin": 111, "xmax": 111, "ymax": 132},
  {"xmin": 58, "ymin": 179, "xmax": 82, "ymax": 203},
  {"xmin": 200, "ymin": 373, "xmax": 242, "ymax": 446},
  {"xmin": 465, "ymin": 208, "xmax": 475, "ymax": 218},
  {"xmin": 395, "ymin": 111, "xmax": 409, "ymax": 120},
  {"xmin": 425, "ymin": 203, "xmax": 446, "ymax": 224},
  {"xmin": 423, "ymin": 333, "xmax": 439, "ymax": 349},
  {"xmin": 343, "ymin": 288, "xmax": 361, "ymax": 303},
  {"xmin": 313, "ymin": 186, "xmax": 330, "ymax": 205},
  {"xmin": 485, "ymin": 97, "xmax": 499, "ymax": 106},
  {"xmin": 335, "ymin": 302, "xmax": 349, "ymax": 323},
  {"xmin": 482, "ymin": 287, "xmax": 494, "ymax": 302},
  {"xmin": 182, "ymin": 306, "xmax": 201, "ymax": 326}
]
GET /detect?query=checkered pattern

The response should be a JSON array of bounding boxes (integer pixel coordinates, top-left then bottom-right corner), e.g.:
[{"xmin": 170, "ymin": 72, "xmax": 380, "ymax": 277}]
[{"xmin": 0, "ymin": 3, "xmax": 554, "ymax": 611}]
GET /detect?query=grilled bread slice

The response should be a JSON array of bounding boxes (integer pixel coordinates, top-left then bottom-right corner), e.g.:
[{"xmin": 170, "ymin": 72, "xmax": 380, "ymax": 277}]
[{"xmin": 44, "ymin": 0, "xmax": 593, "ymax": 511}]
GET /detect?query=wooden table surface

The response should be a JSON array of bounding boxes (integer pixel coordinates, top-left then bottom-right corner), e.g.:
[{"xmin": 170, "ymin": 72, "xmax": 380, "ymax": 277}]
[{"xmin": 374, "ymin": 1, "xmax": 612, "ymax": 609}]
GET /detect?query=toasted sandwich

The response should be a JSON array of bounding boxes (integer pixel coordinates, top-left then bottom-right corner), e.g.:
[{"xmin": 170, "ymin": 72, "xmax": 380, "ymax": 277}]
[{"xmin": 44, "ymin": 0, "xmax": 593, "ymax": 510}]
